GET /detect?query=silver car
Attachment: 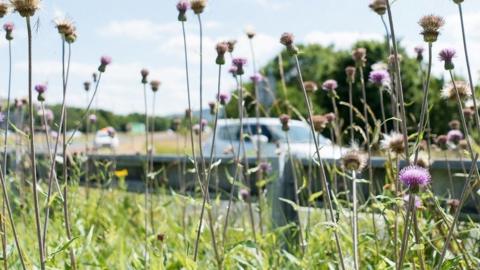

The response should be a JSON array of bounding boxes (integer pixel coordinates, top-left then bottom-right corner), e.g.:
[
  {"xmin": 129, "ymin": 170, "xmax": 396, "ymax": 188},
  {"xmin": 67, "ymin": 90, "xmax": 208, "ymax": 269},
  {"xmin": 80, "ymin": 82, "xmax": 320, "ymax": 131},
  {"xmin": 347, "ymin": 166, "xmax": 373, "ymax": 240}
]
[{"xmin": 202, "ymin": 117, "xmax": 344, "ymax": 159}]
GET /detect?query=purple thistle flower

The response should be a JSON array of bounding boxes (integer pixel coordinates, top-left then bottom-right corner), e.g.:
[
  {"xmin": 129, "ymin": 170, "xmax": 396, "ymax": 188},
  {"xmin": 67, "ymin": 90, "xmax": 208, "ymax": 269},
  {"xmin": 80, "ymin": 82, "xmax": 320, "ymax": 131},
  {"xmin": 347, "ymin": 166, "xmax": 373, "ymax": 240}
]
[
  {"xmin": 399, "ymin": 165, "xmax": 431, "ymax": 191},
  {"xmin": 403, "ymin": 195, "xmax": 422, "ymax": 209},
  {"xmin": 3, "ymin": 22, "xmax": 13, "ymax": 32},
  {"xmin": 89, "ymin": 114, "xmax": 97, "ymax": 123},
  {"xmin": 322, "ymin": 79, "xmax": 338, "ymax": 92},
  {"xmin": 447, "ymin": 129, "xmax": 463, "ymax": 144},
  {"xmin": 439, "ymin": 48, "xmax": 456, "ymax": 70},
  {"xmin": 228, "ymin": 65, "xmax": 238, "ymax": 77},
  {"xmin": 250, "ymin": 73, "xmax": 263, "ymax": 83},
  {"xmin": 44, "ymin": 109, "xmax": 54, "ymax": 122},
  {"xmin": 239, "ymin": 188, "xmax": 250, "ymax": 201},
  {"xmin": 217, "ymin": 92, "xmax": 230, "ymax": 105},
  {"xmin": 176, "ymin": 0, "xmax": 190, "ymax": 12},
  {"xmin": 414, "ymin": 46, "xmax": 424, "ymax": 62},
  {"xmin": 200, "ymin": 119, "xmax": 208, "ymax": 130},
  {"xmin": 34, "ymin": 84, "xmax": 47, "ymax": 94},
  {"xmin": 98, "ymin": 56, "xmax": 112, "ymax": 72},
  {"xmin": 232, "ymin": 57, "xmax": 247, "ymax": 75},
  {"xmin": 368, "ymin": 70, "xmax": 390, "ymax": 87},
  {"xmin": 259, "ymin": 161, "xmax": 272, "ymax": 174},
  {"xmin": 279, "ymin": 114, "xmax": 290, "ymax": 131}
]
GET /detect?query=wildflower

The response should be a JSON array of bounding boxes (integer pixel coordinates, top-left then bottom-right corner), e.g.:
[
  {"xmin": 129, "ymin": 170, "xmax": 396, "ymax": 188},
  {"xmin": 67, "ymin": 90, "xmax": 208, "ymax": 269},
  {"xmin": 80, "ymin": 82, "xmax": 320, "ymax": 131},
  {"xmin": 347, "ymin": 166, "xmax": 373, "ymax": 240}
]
[
  {"xmin": 3, "ymin": 22, "xmax": 14, "ymax": 41},
  {"xmin": 280, "ymin": 32, "xmax": 299, "ymax": 55},
  {"xmin": 54, "ymin": 18, "xmax": 75, "ymax": 37},
  {"xmin": 98, "ymin": 56, "xmax": 112, "ymax": 73},
  {"xmin": 12, "ymin": 0, "xmax": 40, "ymax": 17},
  {"xmin": 352, "ymin": 48, "xmax": 367, "ymax": 67},
  {"xmin": 371, "ymin": 61, "xmax": 388, "ymax": 71},
  {"xmin": 463, "ymin": 107, "xmax": 474, "ymax": 120},
  {"xmin": 345, "ymin": 66, "xmax": 356, "ymax": 83},
  {"xmin": 223, "ymin": 145, "xmax": 234, "ymax": 155},
  {"xmin": 34, "ymin": 83, "xmax": 47, "ymax": 102},
  {"xmin": 114, "ymin": 169, "xmax": 128, "ymax": 178},
  {"xmin": 176, "ymin": 0, "xmax": 190, "ymax": 22},
  {"xmin": 435, "ymin": 134, "xmax": 448, "ymax": 150},
  {"xmin": 44, "ymin": 109, "xmax": 54, "ymax": 122},
  {"xmin": 403, "ymin": 195, "xmax": 423, "ymax": 209},
  {"xmin": 439, "ymin": 48, "xmax": 456, "ymax": 70},
  {"xmin": 369, "ymin": 69, "xmax": 390, "ymax": 87},
  {"xmin": 388, "ymin": 54, "xmax": 402, "ymax": 67},
  {"xmin": 311, "ymin": 115, "xmax": 328, "ymax": 132},
  {"xmin": 208, "ymin": 101, "xmax": 216, "ymax": 115},
  {"xmin": 190, "ymin": 0, "xmax": 207, "ymax": 14},
  {"xmin": 250, "ymin": 73, "xmax": 263, "ymax": 84},
  {"xmin": 259, "ymin": 161, "xmax": 272, "ymax": 174},
  {"xmin": 399, "ymin": 165, "xmax": 431, "ymax": 192},
  {"xmin": 441, "ymin": 81, "xmax": 471, "ymax": 100},
  {"xmin": 458, "ymin": 139, "xmax": 468, "ymax": 151},
  {"xmin": 228, "ymin": 65, "xmax": 238, "ymax": 77},
  {"xmin": 65, "ymin": 31, "xmax": 77, "ymax": 44},
  {"xmin": 321, "ymin": 79, "xmax": 338, "ymax": 92},
  {"xmin": 448, "ymin": 120, "xmax": 460, "ymax": 130},
  {"xmin": 89, "ymin": 114, "xmax": 97, "ymax": 124},
  {"xmin": 239, "ymin": 188, "xmax": 250, "ymax": 201},
  {"xmin": 410, "ymin": 151, "xmax": 431, "ymax": 168},
  {"xmin": 245, "ymin": 26, "xmax": 255, "ymax": 39},
  {"xmin": 368, "ymin": 0, "xmax": 387, "ymax": 16},
  {"xmin": 304, "ymin": 81, "xmax": 318, "ymax": 93},
  {"xmin": 418, "ymin": 15, "xmax": 445, "ymax": 43},
  {"xmin": 200, "ymin": 119, "xmax": 208, "ymax": 131},
  {"xmin": 226, "ymin": 39, "xmax": 236, "ymax": 53},
  {"xmin": 324, "ymin": 112, "xmax": 336, "ymax": 124},
  {"xmin": 0, "ymin": 3, "xmax": 7, "ymax": 18},
  {"xmin": 414, "ymin": 46, "xmax": 424, "ymax": 62},
  {"xmin": 381, "ymin": 132, "xmax": 405, "ymax": 155},
  {"xmin": 83, "ymin": 81, "xmax": 90, "ymax": 91},
  {"xmin": 232, "ymin": 57, "xmax": 247, "ymax": 76},
  {"xmin": 140, "ymin": 68, "xmax": 149, "ymax": 84},
  {"xmin": 341, "ymin": 148, "xmax": 367, "ymax": 172},
  {"xmin": 150, "ymin": 80, "xmax": 161, "ymax": 92},
  {"xmin": 447, "ymin": 129, "xmax": 463, "ymax": 145},
  {"xmin": 218, "ymin": 92, "xmax": 230, "ymax": 105},
  {"xmin": 215, "ymin": 41, "xmax": 228, "ymax": 65},
  {"xmin": 447, "ymin": 199, "xmax": 460, "ymax": 212},
  {"xmin": 279, "ymin": 114, "xmax": 290, "ymax": 131}
]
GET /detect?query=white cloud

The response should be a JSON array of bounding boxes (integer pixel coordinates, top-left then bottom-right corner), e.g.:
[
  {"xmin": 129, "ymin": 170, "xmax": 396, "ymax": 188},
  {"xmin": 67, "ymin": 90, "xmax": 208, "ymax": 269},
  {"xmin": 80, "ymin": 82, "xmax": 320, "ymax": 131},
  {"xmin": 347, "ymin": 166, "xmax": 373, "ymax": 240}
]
[{"xmin": 304, "ymin": 31, "xmax": 384, "ymax": 49}]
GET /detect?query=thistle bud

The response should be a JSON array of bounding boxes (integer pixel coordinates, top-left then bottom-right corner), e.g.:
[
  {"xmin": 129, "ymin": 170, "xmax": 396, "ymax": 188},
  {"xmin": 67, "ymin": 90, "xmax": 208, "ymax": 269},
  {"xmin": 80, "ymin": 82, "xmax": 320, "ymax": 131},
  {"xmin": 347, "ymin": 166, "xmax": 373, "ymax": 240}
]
[
  {"xmin": 35, "ymin": 84, "xmax": 47, "ymax": 102},
  {"xmin": 84, "ymin": 81, "xmax": 90, "ymax": 91},
  {"xmin": 98, "ymin": 56, "xmax": 112, "ymax": 73},
  {"xmin": 280, "ymin": 32, "xmax": 299, "ymax": 55},
  {"xmin": 279, "ymin": 114, "xmax": 290, "ymax": 131},
  {"xmin": 208, "ymin": 101, "xmax": 216, "ymax": 115},
  {"xmin": 352, "ymin": 48, "xmax": 367, "ymax": 67},
  {"xmin": 345, "ymin": 66, "xmax": 356, "ymax": 83},
  {"xmin": 190, "ymin": 0, "xmax": 207, "ymax": 14},
  {"xmin": 176, "ymin": 0, "xmax": 190, "ymax": 22},
  {"xmin": 141, "ymin": 68, "xmax": 149, "ymax": 84},
  {"xmin": 150, "ymin": 80, "xmax": 161, "ymax": 92},
  {"xmin": 3, "ymin": 22, "xmax": 13, "ymax": 41}
]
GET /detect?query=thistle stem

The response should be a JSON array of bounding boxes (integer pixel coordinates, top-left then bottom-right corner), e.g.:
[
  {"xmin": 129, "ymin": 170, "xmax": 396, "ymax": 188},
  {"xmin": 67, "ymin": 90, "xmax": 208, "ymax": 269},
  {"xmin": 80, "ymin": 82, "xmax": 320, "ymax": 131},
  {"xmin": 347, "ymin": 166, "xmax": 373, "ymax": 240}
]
[
  {"xmin": 142, "ymin": 82, "xmax": 149, "ymax": 267},
  {"xmin": 397, "ymin": 193, "xmax": 414, "ymax": 270},
  {"xmin": 351, "ymin": 170, "xmax": 359, "ymax": 270}
]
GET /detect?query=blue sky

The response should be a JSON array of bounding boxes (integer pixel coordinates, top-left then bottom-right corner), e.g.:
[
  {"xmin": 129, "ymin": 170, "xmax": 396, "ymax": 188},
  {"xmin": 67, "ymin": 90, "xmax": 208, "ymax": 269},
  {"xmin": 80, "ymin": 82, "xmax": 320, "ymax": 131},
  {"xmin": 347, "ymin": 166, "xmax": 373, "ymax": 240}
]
[{"xmin": 1, "ymin": 0, "xmax": 480, "ymax": 115}]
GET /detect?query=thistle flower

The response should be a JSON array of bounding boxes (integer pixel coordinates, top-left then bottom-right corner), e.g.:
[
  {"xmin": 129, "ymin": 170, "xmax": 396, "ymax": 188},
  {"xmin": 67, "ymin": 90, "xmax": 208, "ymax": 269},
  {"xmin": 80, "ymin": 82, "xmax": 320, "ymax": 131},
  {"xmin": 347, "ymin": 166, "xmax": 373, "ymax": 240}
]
[
  {"xmin": 369, "ymin": 0, "xmax": 386, "ymax": 16},
  {"xmin": 414, "ymin": 46, "xmax": 424, "ymax": 62},
  {"xmin": 368, "ymin": 69, "xmax": 390, "ymax": 87},
  {"xmin": 321, "ymin": 79, "xmax": 338, "ymax": 92},
  {"xmin": 447, "ymin": 199, "xmax": 460, "ymax": 212},
  {"xmin": 304, "ymin": 81, "xmax": 318, "ymax": 93},
  {"xmin": 435, "ymin": 134, "xmax": 448, "ymax": 150},
  {"xmin": 441, "ymin": 81, "xmax": 471, "ymax": 100},
  {"xmin": 352, "ymin": 48, "xmax": 367, "ymax": 67},
  {"xmin": 215, "ymin": 41, "xmax": 228, "ymax": 65},
  {"xmin": 458, "ymin": 139, "xmax": 468, "ymax": 151},
  {"xmin": 447, "ymin": 129, "xmax": 463, "ymax": 144},
  {"xmin": 388, "ymin": 54, "xmax": 402, "ymax": 67},
  {"xmin": 0, "ymin": 3, "xmax": 8, "ymax": 18},
  {"xmin": 226, "ymin": 39, "xmax": 236, "ymax": 53},
  {"xmin": 140, "ymin": 68, "xmax": 149, "ymax": 84},
  {"xmin": 200, "ymin": 119, "xmax": 208, "ymax": 130},
  {"xmin": 250, "ymin": 73, "xmax": 263, "ymax": 83},
  {"xmin": 463, "ymin": 107, "xmax": 474, "ymax": 119},
  {"xmin": 439, "ymin": 48, "xmax": 456, "ymax": 70},
  {"xmin": 410, "ymin": 151, "xmax": 431, "ymax": 168},
  {"xmin": 259, "ymin": 161, "xmax": 272, "ymax": 174},
  {"xmin": 190, "ymin": 0, "xmax": 207, "ymax": 14},
  {"xmin": 98, "ymin": 56, "xmax": 112, "ymax": 73},
  {"xmin": 217, "ymin": 92, "xmax": 230, "ymax": 105},
  {"xmin": 55, "ymin": 18, "xmax": 75, "ymax": 37},
  {"xmin": 232, "ymin": 57, "xmax": 247, "ymax": 75},
  {"xmin": 150, "ymin": 80, "xmax": 161, "ymax": 92},
  {"xmin": 448, "ymin": 120, "xmax": 460, "ymax": 130},
  {"xmin": 403, "ymin": 195, "xmax": 423, "ymax": 209},
  {"xmin": 324, "ymin": 112, "xmax": 336, "ymax": 124},
  {"xmin": 208, "ymin": 101, "xmax": 216, "ymax": 115},
  {"xmin": 341, "ymin": 148, "xmax": 367, "ymax": 172},
  {"xmin": 239, "ymin": 188, "xmax": 250, "ymax": 201},
  {"xmin": 228, "ymin": 65, "xmax": 238, "ymax": 77},
  {"xmin": 280, "ymin": 32, "xmax": 299, "ymax": 55},
  {"xmin": 279, "ymin": 114, "xmax": 290, "ymax": 131},
  {"xmin": 3, "ymin": 22, "xmax": 13, "ymax": 40},
  {"xmin": 371, "ymin": 61, "xmax": 388, "ymax": 71},
  {"xmin": 176, "ymin": 0, "xmax": 190, "ymax": 21},
  {"xmin": 399, "ymin": 165, "xmax": 431, "ymax": 192},
  {"xmin": 44, "ymin": 109, "xmax": 54, "ymax": 122},
  {"xmin": 418, "ymin": 15, "xmax": 445, "ymax": 43},
  {"xmin": 89, "ymin": 114, "xmax": 97, "ymax": 124},
  {"xmin": 83, "ymin": 81, "xmax": 90, "ymax": 92},
  {"xmin": 34, "ymin": 83, "xmax": 47, "ymax": 102},
  {"xmin": 245, "ymin": 26, "xmax": 255, "ymax": 39},
  {"xmin": 345, "ymin": 66, "xmax": 356, "ymax": 83},
  {"xmin": 381, "ymin": 132, "xmax": 405, "ymax": 155},
  {"xmin": 12, "ymin": 0, "xmax": 40, "ymax": 17},
  {"xmin": 311, "ymin": 115, "xmax": 328, "ymax": 132}
]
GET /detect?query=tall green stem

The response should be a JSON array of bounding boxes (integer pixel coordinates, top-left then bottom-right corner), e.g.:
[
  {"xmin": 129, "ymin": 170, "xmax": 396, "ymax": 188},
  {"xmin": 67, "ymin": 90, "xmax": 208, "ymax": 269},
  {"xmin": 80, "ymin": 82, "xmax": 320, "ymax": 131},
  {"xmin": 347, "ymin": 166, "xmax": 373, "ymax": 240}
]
[{"xmin": 142, "ymin": 82, "xmax": 149, "ymax": 267}]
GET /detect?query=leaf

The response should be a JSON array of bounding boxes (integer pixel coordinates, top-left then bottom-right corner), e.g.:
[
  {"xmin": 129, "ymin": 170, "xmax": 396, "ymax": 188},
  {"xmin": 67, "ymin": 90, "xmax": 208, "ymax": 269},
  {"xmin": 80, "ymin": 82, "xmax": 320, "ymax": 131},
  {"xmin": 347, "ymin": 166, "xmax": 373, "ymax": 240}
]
[
  {"xmin": 308, "ymin": 191, "xmax": 323, "ymax": 202},
  {"xmin": 281, "ymin": 250, "xmax": 301, "ymax": 266},
  {"xmin": 47, "ymin": 237, "xmax": 78, "ymax": 260},
  {"xmin": 209, "ymin": 159, "xmax": 222, "ymax": 170},
  {"xmin": 278, "ymin": 198, "xmax": 299, "ymax": 211}
]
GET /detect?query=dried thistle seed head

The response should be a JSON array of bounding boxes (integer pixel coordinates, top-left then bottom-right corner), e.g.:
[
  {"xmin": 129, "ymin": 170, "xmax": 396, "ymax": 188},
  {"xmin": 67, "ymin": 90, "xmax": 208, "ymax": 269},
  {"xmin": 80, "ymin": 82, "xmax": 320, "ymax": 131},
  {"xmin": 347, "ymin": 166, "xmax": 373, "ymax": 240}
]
[
  {"xmin": 185, "ymin": 108, "xmax": 192, "ymax": 118},
  {"xmin": 12, "ymin": 0, "xmax": 40, "ymax": 17},
  {"xmin": 458, "ymin": 139, "xmax": 468, "ymax": 150},
  {"xmin": 150, "ymin": 80, "xmax": 161, "ymax": 92},
  {"xmin": 65, "ymin": 32, "xmax": 77, "ymax": 43},
  {"xmin": 368, "ymin": 0, "xmax": 387, "ymax": 16},
  {"xmin": 54, "ymin": 18, "xmax": 75, "ymax": 36},
  {"xmin": 0, "ymin": 3, "xmax": 8, "ymax": 18},
  {"xmin": 410, "ymin": 151, "xmax": 431, "ymax": 169},
  {"xmin": 311, "ymin": 115, "xmax": 328, "ymax": 132},
  {"xmin": 226, "ymin": 39, "xmax": 236, "ymax": 53},
  {"xmin": 303, "ymin": 81, "xmax": 318, "ymax": 93},
  {"xmin": 190, "ymin": 0, "xmax": 207, "ymax": 14},
  {"xmin": 381, "ymin": 132, "xmax": 405, "ymax": 155},
  {"xmin": 245, "ymin": 26, "xmax": 255, "ymax": 39},
  {"xmin": 418, "ymin": 15, "xmax": 445, "ymax": 43},
  {"xmin": 280, "ymin": 32, "xmax": 299, "ymax": 55},
  {"xmin": 448, "ymin": 120, "xmax": 460, "ymax": 130},
  {"xmin": 441, "ymin": 81, "xmax": 472, "ymax": 100},
  {"xmin": 345, "ymin": 66, "xmax": 356, "ymax": 83},
  {"xmin": 215, "ymin": 41, "xmax": 228, "ymax": 65},
  {"xmin": 342, "ymin": 148, "xmax": 367, "ymax": 172},
  {"xmin": 435, "ymin": 134, "xmax": 448, "ymax": 150},
  {"xmin": 463, "ymin": 107, "xmax": 474, "ymax": 119},
  {"xmin": 352, "ymin": 48, "xmax": 367, "ymax": 67},
  {"xmin": 388, "ymin": 54, "xmax": 402, "ymax": 67}
]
